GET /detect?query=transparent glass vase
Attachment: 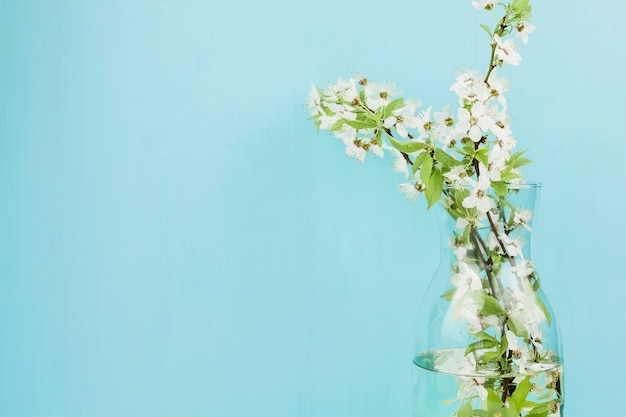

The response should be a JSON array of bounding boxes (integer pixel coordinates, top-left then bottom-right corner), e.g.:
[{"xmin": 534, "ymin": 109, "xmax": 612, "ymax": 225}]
[{"xmin": 412, "ymin": 183, "xmax": 564, "ymax": 417}]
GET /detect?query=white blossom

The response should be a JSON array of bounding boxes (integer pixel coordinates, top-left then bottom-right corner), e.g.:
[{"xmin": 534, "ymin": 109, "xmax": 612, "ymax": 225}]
[
  {"xmin": 384, "ymin": 100, "xmax": 420, "ymax": 138},
  {"xmin": 462, "ymin": 175, "xmax": 494, "ymax": 213},
  {"xmin": 307, "ymin": 84, "xmax": 323, "ymax": 116},
  {"xmin": 451, "ymin": 262, "xmax": 483, "ymax": 299},
  {"xmin": 398, "ymin": 182, "xmax": 420, "ymax": 202},
  {"xmin": 486, "ymin": 70, "xmax": 510, "ymax": 107},
  {"xmin": 365, "ymin": 81, "xmax": 401, "ymax": 111},
  {"xmin": 433, "ymin": 105, "xmax": 456, "ymax": 146},
  {"xmin": 514, "ymin": 209, "xmax": 533, "ymax": 231},
  {"xmin": 471, "ymin": 0, "xmax": 495, "ymax": 11},
  {"xmin": 415, "ymin": 106, "xmax": 433, "ymax": 137},
  {"xmin": 329, "ymin": 77, "xmax": 358, "ymax": 102},
  {"xmin": 450, "ymin": 70, "xmax": 490, "ymax": 102},
  {"xmin": 493, "ymin": 34, "xmax": 522, "ymax": 66},
  {"xmin": 457, "ymin": 102, "xmax": 494, "ymax": 143},
  {"xmin": 516, "ymin": 22, "xmax": 536, "ymax": 45},
  {"xmin": 382, "ymin": 145, "xmax": 410, "ymax": 178},
  {"xmin": 341, "ymin": 137, "xmax": 367, "ymax": 162}
]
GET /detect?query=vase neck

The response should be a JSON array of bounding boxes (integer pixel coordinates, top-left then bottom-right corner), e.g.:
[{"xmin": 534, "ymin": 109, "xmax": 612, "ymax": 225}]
[{"xmin": 436, "ymin": 183, "xmax": 541, "ymax": 273}]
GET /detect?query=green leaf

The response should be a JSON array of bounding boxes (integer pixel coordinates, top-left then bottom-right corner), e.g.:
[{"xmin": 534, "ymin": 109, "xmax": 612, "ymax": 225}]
[
  {"xmin": 374, "ymin": 130, "xmax": 382, "ymax": 147},
  {"xmin": 344, "ymin": 118, "xmax": 378, "ymax": 130},
  {"xmin": 525, "ymin": 404, "xmax": 549, "ymax": 417},
  {"xmin": 508, "ymin": 151, "xmax": 532, "ymax": 169},
  {"xmin": 420, "ymin": 154, "xmax": 434, "ymax": 185},
  {"xmin": 536, "ymin": 296, "xmax": 552, "ymax": 325},
  {"xmin": 464, "ymin": 338, "xmax": 497, "ymax": 356},
  {"xmin": 386, "ymin": 134, "xmax": 427, "ymax": 153},
  {"xmin": 425, "ymin": 169, "xmax": 444, "ymax": 209},
  {"xmin": 457, "ymin": 402, "xmax": 473, "ymax": 417},
  {"xmin": 412, "ymin": 151, "xmax": 428, "ymax": 175},
  {"xmin": 382, "ymin": 98, "xmax": 404, "ymax": 120},
  {"xmin": 507, "ymin": 316, "xmax": 529, "ymax": 339},
  {"xmin": 474, "ymin": 148, "xmax": 489, "ymax": 166},
  {"xmin": 434, "ymin": 148, "xmax": 460, "ymax": 168},
  {"xmin": 480, "ymin": 23, "xmax": 492, "ymax": 36},
  {"xmin": 483, "ymin": 351, "xmax": 500, "ymax": 362},
  {"xmin": 440, "ymin": 288, "xmax": 456, "ymax": 302},
  {"xmin": 329, "ymin": 118, "xmax": 345, "ymax": 132},
  {"xmin": 469, "ymin": 291, "xmax": 506, "ymax": 317},
  {"xmin": 487, "ymin": 388, "xmax": 504, "ymax": 414},
  {"xmin": 491, "ymin": 181, "xmax": 508, "ymax": 197},
  {"xmin": 509, "ymin": 377, "xmax": 532, "ymax": 416},
  {"xmin": 499, "ymin": 171, "xmax": 521, "ymax": 181}
]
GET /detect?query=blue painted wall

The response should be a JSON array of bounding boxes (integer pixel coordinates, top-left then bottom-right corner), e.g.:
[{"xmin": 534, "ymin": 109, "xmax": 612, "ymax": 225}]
[{"xmin": 1, "ymin": 1, "xmax": 623, "ymax": 416}]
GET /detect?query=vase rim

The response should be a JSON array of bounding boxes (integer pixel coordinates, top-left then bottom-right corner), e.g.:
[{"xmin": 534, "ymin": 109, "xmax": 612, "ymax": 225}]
[{"xmin": 443, "ymin": 181, "xmax": 542, "ymax": 190}]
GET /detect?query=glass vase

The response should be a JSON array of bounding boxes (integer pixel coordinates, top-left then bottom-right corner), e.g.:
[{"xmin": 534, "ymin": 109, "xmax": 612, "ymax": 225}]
[{"xmin": 412, "ymin": 183, "xmax": 564, "ymax": 417}]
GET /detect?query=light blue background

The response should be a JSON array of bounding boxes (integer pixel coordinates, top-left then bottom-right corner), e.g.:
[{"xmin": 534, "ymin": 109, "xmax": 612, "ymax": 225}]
[{"xmin": 1, "ymin": 0, "xmax": 623, "ymax": 416}]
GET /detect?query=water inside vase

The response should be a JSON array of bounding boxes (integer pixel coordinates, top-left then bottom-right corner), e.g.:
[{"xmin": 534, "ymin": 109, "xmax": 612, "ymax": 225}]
[{"xmin": 412, "ymin": 348, "xmax": 563, "ymax": 417}]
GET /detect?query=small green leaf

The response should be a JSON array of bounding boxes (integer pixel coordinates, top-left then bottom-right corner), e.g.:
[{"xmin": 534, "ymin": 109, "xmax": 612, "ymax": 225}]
[
  {"xmin": 374, "ymin": 130, "xmax": 382, "ymax": 147},
  {"xmin": 480, "ymin": 23, "xmax": 492, "ymax": 36},
  {"xmin": 383, "ymin": 98, "xmax": 404, "ymax": 119},
  {"xmin": 507, "ymin": 316, "xmax": 529, "ymax": 339},
  {"xmin": 425, "ymin": 169, "xmax": 444, "ymax": 209},
  {"xmin": 420, "ymin": 154, "xmax": 434, "ymax": 185},
  {"xmin": 345, "ymin": 118, "xmax": 378, "ymax": 130},
  {"xmin": 329, "ymin": 118, "xmax": 345, "ymax": 132},
  {"xmin": 491, "ymin": 181, "xmax": 508, "ymax": 197},
  {"xmin": 464, "ymin": 339, "xmax": 497, "ymax": 356},
  {"xmin": 474, "ymin": 148, "xmax": 489, "ymax": 166},
  {"xmin": 536, "ymin": 296, "xmax": 552, "ymax": 325},
  {"xmin": 386, "ymin": 134, "xmax": 427, "ymax": 154},
  {"xmin": 487, "ymin": 388, "xmax": 504, "ymax": 414},
  {"xmin": 441, "ymin": 288, "xmax": 456, "ymax": 302},
  {"xmin": 457, "ymin": 402, "xmax": 473, "ymax": 417},
  {"xmin": 412, "ymin": 151, "xmax": 428, "ymax": 175},
  {"xmin": 469, "ymin": 291, "xmax": 506, "ymax": 317},
  {"xmin": 434, "ymin": 148, "xmax": 460, "ymax": 168},
  {"xmin": 500, "ymin": 171, "xmax": 521, "ymax": 181},
  {"xmin": 525, "ymin": 404, "xmax": 549, "ymax": 417},
  {"xmin": 509, "ymin": 377, "xmax": 532, "ymax": 416}
]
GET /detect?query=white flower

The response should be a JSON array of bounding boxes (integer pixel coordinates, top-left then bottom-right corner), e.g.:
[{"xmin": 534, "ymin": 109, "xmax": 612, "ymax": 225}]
[
  {"xmin": 471, "ymin": 0, "xmax": 494, "ymax": 10},
  {"xmin": 451, "ymin": 292, "xmax": 482, "ymax": 334},
  {"xmin": 445, "ymin": 166, "xmax": 470, "ymax": 190},
  {"xmin": 365, "ymin": 81, "xmax": 401, "ymax": 111},
  {"xmin": 329, "ymin": 77, "xmax": 358, "ymax": 102},
  {"xmin": 342, "ymin": 137, "xmax": 367, "ymax": 162},
  {"xmin": 433, "ymin": 105, "xmax": 456, "ymax": 146},
  {"xmin": 383, "ymin": 100, "xmax": 420, "ymax": 138},
  {"xmin": 370, "ymin": 144, "xmax": 384, "ymax": 158},
  {"xmin": 415, "ymin": 106, "xmax": 433, "ymax": 137},
  {"xmin": 454, "ymin": 245, "xmax": 467, "ymax": 261},
  {"xmin": 450, "ymin": 70, "xmax": 490, "ymax": 102},
  {"xmin": 451, "ymin": 262, "xmax": 483, "ymax": 299},
  {"xmin": 514, "ymin": 209, "xmax": 533, "ymax": 231},
  {"xmin": 307, "ymin": 84, "xmax": 323, "ymax": 116},
  {"xmin": 516, "ymin": 22, "xmax": 536, "ymax": 45},
  {"xmin": 478, "ymin": 162, "xmax": 501, "ymax": 182},
  {"xmin": 462, "ymin": 175, "xmax": 494, "ymax": 213},
  {"xmin": 486, "ymin": 70, "xmax": 510, "ymax": 107},
  {"xmin": 456, "ymin": 217, "xmax": 469, "ymax": 230},
  {"xmin": 501, "ymin": 234, "xmax": 523, "ymax": 257},
  {"xmin": 457, "ymin": 102, "xmax": 494, "ymax": 143},
  {"xmin": 398, "ymin": 182, "xmax": 420, "ymax": 202},
  {"xmin": 493, "ymin": 34, "xmax": 522, "ymax": 66},
  {"xmin": 383, "ymin": 145, "xmax": 410, "ymax": 179},
  {"xmin": 504, "ymin": 281, "xmax": 545, "ymax": 344},
  {"xmin": 511, "ymin": 259, "xmax": 534, "ymax": 280}
]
